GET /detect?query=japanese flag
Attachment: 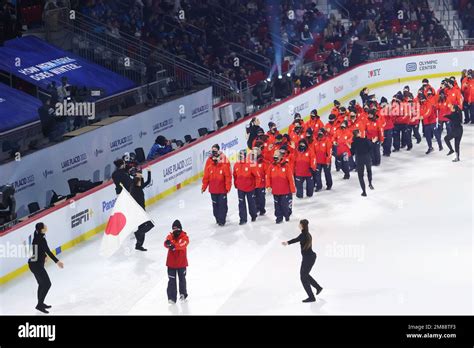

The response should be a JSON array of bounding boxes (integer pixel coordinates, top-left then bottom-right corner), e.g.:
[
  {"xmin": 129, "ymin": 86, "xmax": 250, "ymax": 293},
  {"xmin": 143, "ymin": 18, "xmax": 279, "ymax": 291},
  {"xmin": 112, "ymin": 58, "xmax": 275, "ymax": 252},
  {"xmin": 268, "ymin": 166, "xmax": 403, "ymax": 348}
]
[{"xmin": 100, "ymin": 188, "xmax": 153, "ymax": 257}]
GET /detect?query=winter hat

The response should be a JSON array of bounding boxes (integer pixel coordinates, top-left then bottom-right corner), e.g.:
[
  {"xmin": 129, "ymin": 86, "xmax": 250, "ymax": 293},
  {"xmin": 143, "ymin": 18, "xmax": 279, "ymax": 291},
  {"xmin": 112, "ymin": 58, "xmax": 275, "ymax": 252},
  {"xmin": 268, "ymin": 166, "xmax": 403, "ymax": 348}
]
[
  {"xmin": 380, "ymin": 96, "xmax": 388, "ymax": 104},
  {"xmin": 268, "ymin": 121, "xmax": 276, "ymax": 128},
  {"xmin": 172, "ymin": 220, "xmax": 182, "ymax": 230}
]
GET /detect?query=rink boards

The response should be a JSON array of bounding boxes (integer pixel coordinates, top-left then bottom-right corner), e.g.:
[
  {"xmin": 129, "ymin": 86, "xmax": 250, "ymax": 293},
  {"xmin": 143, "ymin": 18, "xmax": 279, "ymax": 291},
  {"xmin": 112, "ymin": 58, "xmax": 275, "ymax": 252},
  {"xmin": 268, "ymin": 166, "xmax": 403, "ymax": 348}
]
[{"xmin": 1, "ymin": 50, "xmax": 473, "ymax": 285}]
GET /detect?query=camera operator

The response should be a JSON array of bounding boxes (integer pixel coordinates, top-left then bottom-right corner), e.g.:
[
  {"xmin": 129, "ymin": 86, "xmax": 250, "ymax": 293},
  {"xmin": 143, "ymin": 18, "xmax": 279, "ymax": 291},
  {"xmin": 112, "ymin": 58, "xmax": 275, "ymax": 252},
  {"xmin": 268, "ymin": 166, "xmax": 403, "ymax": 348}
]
[
  {"xmin": 130, "ymin": 167, "xmax": 152, "ymax": 251},
  {"xmin": 38, "ymin": 98, "xmax": 67, "ymax": 142},
  {"xmin": 112, "ymin": 159, "xmax": 133, "ymax": 195},
  {"xmin": 147, "ymin": 135, "xmax": 173, "ymax": 161}
]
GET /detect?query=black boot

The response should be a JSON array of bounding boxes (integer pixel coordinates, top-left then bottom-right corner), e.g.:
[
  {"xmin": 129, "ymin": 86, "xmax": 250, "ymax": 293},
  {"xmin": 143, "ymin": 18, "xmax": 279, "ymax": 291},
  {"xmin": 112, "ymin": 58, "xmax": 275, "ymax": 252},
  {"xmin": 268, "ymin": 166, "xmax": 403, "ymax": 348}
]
[
  {"xmin": 302, "ymin": 297, "xmax": 316, "ymax": 303},
  {"xmin": 135, "ymin": 246, "xmax": 147, "ymax": 251},
  {"xmin": 361, "ymin": 191, "xmax": 367, "ymax": 197},
  {"xmin": 425, "ymin": 147, "xmax": 434, "ymax": 155},
  {"xmin": 447, "ymin": 149, "xmax": 454, "ymax": 156},
  {"xmin": 36, "ymin": 305, "xmax": 49, "ymax": 314},
  {"xmin": 316, "ymin": 287, "xmax": 323, "ymax": 295},
  {"xmin": 369, "ymin": 184, "xmax": 374, "ymax": 190}
]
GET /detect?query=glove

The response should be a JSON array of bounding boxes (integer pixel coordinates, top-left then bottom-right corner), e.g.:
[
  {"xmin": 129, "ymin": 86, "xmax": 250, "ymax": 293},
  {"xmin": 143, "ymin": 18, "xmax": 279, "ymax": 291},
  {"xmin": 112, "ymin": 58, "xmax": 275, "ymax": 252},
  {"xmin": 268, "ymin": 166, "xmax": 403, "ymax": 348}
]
[
  {"xmin": 169, "ymin": 245, "xmax": 176, "ymax": 251},
  {"xmin": 165, "ymin": 240, "xmax": 172, "ymax": 248}
]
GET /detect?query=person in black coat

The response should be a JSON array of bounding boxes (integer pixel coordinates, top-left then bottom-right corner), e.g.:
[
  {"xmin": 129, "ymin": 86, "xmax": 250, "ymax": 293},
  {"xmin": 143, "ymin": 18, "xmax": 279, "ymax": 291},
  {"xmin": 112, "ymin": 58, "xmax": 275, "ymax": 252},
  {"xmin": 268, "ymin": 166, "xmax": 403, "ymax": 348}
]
[
  {"xmin": 130, "ymin": 168, "xmax": 152, "ymax": 251},
  {"xmin": 282, "ymin": 219, "xmax": 323, "ymax": 303},
  {"xmin": 112, "ymin": 159, "xmax": 133, "ymax": 195},
  {"xmin": 444, "ymin": 105, "xmax": 463, "ymax": 162},
  {"xmin": 246, "ymin": 117, "xmax": 264, "ymax": 149},
  {"xmin": 351, "ymin": 129, "xmax": 375, "ymax": 197},
  {"xmin": 28, "ymin": 222, "xmax": 64, "ymax": 313}
]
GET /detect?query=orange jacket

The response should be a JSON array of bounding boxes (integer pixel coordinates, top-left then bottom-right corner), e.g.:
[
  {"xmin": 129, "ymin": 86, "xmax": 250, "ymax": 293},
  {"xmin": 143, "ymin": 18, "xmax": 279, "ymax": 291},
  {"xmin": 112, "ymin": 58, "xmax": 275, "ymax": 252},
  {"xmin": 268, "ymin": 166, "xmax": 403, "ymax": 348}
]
[
  {"xmin": 254, "ymin": 157, "xmax": 268, "ymax": 188},
  {"xmin": 349, "ymin": 118, "xmax": 367, "ymax": 137},
  {"xmin": 419, "ymin": 100, "xmax": 436, "ymax": 125},
  {"xmin": 266, "ymin": 160, "xmax": 296, "ymax": 195},
  {"xmin": 437, "ymin": 99, "xmax": 451, "ymax": 122},
  {"xmin": 202, "ymin": 161, "xmax": 232, "ymax": 194},
  {"xmin": 313, "ymin": 136, "xmax": 332, "ymax": 165},
  {"xmin": 233, "ymin": 161, "xmax": 260, "ymax": 192},
  {"xmin": 324, "ymin": 122, "xmax": 339, "ymax": 141}
]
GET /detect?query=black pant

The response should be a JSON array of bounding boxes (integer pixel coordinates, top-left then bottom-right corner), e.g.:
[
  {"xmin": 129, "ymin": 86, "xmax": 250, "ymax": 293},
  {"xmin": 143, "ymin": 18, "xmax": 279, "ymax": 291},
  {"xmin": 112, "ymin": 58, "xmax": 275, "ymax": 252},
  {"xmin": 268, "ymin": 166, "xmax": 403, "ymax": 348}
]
[
  {"xmin": 300, "ymin": 252, "xmax": 322, "ymax": 299},
  {"xmin": 412, "ymin": 123, "xmax": 421, "ymax": 143},
  {"xmin": 424, "ymin": 123, "xmax": 442, "ymax": 149},
  {"xmin": 356, "ymin": 155, "xmax": 372, "ymax": 193},
  {"xmin": 314, "ymin": 163, "xmax": 332, "ymax": 190},
  {"xmin": 370, "ymin": 141, "xmax": 381, "ymax": 165},
  {"xmin": 238, "ymin": 190, "xmax": 257, "ymax": 223},
  {"xmin": 295, "ymin": 175, "xmax": 314, "ymax": 198},
  {"xmin": 211, "ymin": 193, "xmax": 228, "ymax": 224},
  {"xmin": 254, "ymin": 188, "xmax": 266, "ymax": 214},
  {"xmin": 167, "ymin": 267, "xmax": 187, "ymax": 302},
  {"xmin": 29, "ymin": 262, "xmax": 51, "ymax": 307},
  {"xmin": 463, "ymin": 101, "xmax": 470, "ymax": 123},
  {"xmin": 135, "ymin": 220, "xmax": 154, "ymax": 248},
  {"xmin": 393, "ymin": 124, "xmax": 404, "ymax": 150},
  {"xmin": 382, "ymin": 129, "xmax": 393, "ymax": 155},
  {"xmin": 273, "ymin": 194, "xmax": 292, "ymax": 222},
  {"xmin": 444, "ymin": 127, "xmax": 463, "ymax": 158},
  {"xmin": 336, "ymin": 153, "xmax": 350, "ymax": 177}
]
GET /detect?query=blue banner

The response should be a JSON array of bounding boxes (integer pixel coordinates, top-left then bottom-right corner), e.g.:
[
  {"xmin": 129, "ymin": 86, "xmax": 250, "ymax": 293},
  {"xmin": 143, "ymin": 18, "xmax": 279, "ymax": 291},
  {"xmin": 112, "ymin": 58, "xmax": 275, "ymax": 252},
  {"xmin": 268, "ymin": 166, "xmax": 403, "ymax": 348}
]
[
  {"xmin": 0, "ymin": 36, "xmax": 136, "ymax": 97},
  {"xmin": 0, "ymin": 83, "xmax": 42, "ymax": 133}
]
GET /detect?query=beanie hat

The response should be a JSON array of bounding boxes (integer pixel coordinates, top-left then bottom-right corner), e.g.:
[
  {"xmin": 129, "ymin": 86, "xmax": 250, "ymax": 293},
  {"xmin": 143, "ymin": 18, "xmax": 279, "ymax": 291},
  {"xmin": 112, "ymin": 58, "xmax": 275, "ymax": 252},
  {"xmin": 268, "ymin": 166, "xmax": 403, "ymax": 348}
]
[{"xmin": 172, "ymin": 220, "xmax": 182, "ymax": 230}]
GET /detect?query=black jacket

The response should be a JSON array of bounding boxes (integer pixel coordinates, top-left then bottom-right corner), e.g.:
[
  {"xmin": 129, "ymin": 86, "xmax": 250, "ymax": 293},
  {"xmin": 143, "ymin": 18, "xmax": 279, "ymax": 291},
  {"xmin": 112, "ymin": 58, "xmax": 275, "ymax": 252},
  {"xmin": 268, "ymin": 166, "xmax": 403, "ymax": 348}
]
[
  {"xmin": 130, "ymin": 171, "xmax": 152, "ymax": 209},
  {"xmin": 351, "ymin": 137, "xmax": 372, "ymax": 158},
  {"xmin": 247, "ymin": 125, "xmax": 264, "ymax": 149},
  {"xmin": 446, "ymin": 110, "xmax": 463, "ymax": 130},
  {"xmin": 112, "ymin": 168, "xmax": 133, "ymax": 194},
  {"xmin": 288, "ymin": 232, "xmax": 315, "ymax": 256},
  {"xmin": 28, "ymin": 231, "xmax": 59, "ymax": 265}
]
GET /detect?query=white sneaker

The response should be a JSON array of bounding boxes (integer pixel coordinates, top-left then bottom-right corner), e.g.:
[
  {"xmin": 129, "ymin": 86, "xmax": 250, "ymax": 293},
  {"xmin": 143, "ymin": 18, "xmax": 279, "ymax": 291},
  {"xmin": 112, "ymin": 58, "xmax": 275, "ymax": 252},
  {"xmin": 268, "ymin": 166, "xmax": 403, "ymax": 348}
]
[
  {"xmin": 179, "ymin": 294, "xmax": 188, "ymax": 302},
  {"xmin": 168, "ymin": 299, "xmax": 176, "ymax": 305}
]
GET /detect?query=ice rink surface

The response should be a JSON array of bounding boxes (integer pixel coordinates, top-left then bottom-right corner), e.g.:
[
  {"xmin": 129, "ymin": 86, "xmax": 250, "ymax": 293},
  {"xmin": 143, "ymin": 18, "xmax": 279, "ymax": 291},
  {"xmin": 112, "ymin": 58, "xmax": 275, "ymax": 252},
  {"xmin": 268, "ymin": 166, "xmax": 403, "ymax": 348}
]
[{"xmin": 1, "ymin": 79, "xmax": 473, "ymax": 315}]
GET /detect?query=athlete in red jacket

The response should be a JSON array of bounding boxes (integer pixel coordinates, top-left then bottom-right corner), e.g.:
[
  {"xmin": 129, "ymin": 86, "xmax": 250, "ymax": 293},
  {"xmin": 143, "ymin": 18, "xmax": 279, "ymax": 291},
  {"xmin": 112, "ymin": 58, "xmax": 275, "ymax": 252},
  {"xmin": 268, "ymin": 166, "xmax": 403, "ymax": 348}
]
[
  {"xmin": 365, "ymin": 109, "xmax": 384, "ymax": 165},
  {"xmin": 334, "ymin": 121, "xmax": 353, "ymax": 179},
  {"xmin": 294, "ymin": 139, "xmax": 316, "ymax": 198},
  {"xmin": 419, "ymin": 95, "xmax": 443, "ymax": 153},
  {"xmin": 461, "ymin": 72, "xmax": 474, "ymax": 124},
  {"xmin": 313, "ymin": 129, "xmax": 333, "ymax": 191},
  {"xmin": 266, "ymin": 151, "xmax": 296, "ymax": 224},
  {"xmin": 251, "ymin": 146, "xmax": 268, "ymax": 216},
  {"xmin": 305, "ymin": 109, "xmax": 325, "ymax": 134},
  {"xmin": 202, "ymin": 152, "xmax": 232, "ymax": 226},
  {"xmin": 266, "ymin": 122, "xmax": 280, "ymax": 144},
  {"xmin": 233, "ymin": 149, "xmax": 260, "ymax": 225},
  {"xmin": 164, "ymin": 220, "xmax": 189, "ymax": 304}
]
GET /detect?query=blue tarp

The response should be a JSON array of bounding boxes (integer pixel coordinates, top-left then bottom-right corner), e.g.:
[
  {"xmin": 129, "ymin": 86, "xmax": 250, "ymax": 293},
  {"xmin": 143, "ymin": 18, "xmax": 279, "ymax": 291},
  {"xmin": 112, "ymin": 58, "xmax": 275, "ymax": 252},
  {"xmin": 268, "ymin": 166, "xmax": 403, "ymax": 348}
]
[
  {"xmin": 0, "ymin": 83, "xmax": 42, "ymax": 133},
  {"xmin": 0, "ymin": 36, "xmax": 136, "ymax": 97}
]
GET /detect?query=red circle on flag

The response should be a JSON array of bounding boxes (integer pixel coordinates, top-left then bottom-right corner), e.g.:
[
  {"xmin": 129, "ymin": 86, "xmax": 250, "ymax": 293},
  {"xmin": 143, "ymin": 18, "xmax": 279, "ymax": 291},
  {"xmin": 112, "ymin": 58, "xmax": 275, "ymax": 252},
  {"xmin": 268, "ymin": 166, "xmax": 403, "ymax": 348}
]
[{"xmin": 105, "ymin": 212, "xmax": 127, "ymax": 236}]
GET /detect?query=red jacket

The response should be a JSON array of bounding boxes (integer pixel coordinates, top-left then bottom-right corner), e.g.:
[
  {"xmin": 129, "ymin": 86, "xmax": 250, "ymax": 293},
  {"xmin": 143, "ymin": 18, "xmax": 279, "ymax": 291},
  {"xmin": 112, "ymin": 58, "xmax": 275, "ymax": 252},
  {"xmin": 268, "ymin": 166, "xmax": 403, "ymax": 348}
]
[
  {"xmin": 461, "ymin": 78, "xmax": 474, "ymax": 103},
  {"xmin": 349, "ymin": 118, "xmax": 367, "ymax": 137},
  {"xmin": 164, "ymin": 231, "xmax": 189, "ymax": 268},
  {"xmin": 313, "ymin": 137, "xmax": 332, "ymax": 165},
  {"xmin": 437, "ymin": 99, "xmax": 451, "ymax": 122},
  {"xmin": 233, "ymin": 161, "xmax": 260, "ymax": 192},
  {"xmin": 305, "ymin": 118, "xmax": 324, "ymax": 133},
  {"xmin": 445, "ymin": 87, "xmax": 463, "ymax": 109},
  {"xmin": 266, "ymin": 161, "xmax": 296, "ymax": 195},
  {"xmin": 366, "ymin": 119, "xmax": 384, "ymax": 142},
  {"xmin": 266, "ymin": 130, "xmax": 280, "ymax": 144},
  {"xmin": 334, "ymin": 129, "xmax": 353, "ymax": 156},
  {"xmin": 294, "ymin": 148, "xmax": 316, "ymax": 177},
  {"xmin": 202, "ymin": 161, "xmax": 232, "ymax": 194},
  {"xmin": 324, "ymin": 122, "xmax": 339, "ymax": 141},
  {"xmin": 420, "ymin": 101, "xmax": 436, "ymax": 125},
  {"xmin": 254, "ymin": 157, "xmax": 267, "ymax": 188}
]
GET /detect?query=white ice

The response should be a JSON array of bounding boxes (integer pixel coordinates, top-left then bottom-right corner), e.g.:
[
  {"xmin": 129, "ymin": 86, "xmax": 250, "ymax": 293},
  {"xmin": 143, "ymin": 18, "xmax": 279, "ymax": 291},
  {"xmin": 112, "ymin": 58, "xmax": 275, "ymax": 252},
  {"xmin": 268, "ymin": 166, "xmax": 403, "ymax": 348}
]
[{"xmin": 1, "ymin": 78, "xmax": 473, "ymax": 315}]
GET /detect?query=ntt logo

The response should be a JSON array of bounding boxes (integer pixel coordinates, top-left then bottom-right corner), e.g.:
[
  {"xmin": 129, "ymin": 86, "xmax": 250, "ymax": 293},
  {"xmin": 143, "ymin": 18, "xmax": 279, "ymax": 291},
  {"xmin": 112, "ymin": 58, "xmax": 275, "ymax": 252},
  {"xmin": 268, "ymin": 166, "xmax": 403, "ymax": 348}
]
[{"xmin": 406, "ymin": 62, "xmax": 417, "ymax": 72}]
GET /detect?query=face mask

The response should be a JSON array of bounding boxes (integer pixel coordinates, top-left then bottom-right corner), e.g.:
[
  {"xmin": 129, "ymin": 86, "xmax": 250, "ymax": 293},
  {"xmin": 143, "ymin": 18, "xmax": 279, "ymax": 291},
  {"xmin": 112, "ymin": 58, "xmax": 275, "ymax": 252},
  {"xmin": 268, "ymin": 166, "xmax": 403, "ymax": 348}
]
[
  {"xmin": 271, "ymin": 127, "xmax": 277, "ymax": 133},
  {"xmin": 298, "ymin": 145, "xmax": 307, "ymax": 152},
  {"xmin": 273, "ymin": 156, "xmax": 279, "ymax": 162},
  {"xmin": 295, "ymin": 127, "xmax": 302, "ymax": 133},
  {"xmin": 212, "ymin": 150, "xmax": 218, "ymax": 157},
  {"xmin": 173, "ymin": 229, "xmax": 181, "ymax": 238}
]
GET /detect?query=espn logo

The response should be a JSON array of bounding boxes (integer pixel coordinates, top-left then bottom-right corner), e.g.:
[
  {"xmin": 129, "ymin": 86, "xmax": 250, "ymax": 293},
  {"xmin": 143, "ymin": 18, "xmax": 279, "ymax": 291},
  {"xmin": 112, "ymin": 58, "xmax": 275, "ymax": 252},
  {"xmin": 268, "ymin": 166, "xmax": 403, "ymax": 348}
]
[{"xmin": 406, "ymin": 62, "xmax": 417, "ymax": 72}]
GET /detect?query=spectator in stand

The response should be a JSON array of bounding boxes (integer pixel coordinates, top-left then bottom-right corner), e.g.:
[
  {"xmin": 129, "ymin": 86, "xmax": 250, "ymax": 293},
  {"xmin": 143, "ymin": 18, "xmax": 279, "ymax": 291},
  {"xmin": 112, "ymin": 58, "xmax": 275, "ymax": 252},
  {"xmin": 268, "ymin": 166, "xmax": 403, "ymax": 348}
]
[{"xmin": 147, "ymin": 135, "xmax": 173, "ymax": 161}]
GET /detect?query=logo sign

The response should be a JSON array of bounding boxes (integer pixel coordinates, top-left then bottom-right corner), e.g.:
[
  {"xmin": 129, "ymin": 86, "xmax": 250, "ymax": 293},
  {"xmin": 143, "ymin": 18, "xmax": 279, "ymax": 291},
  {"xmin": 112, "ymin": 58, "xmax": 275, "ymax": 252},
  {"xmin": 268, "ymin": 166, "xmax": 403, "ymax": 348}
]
[
  {"xmin": 162, "ymin": 157, "xmax": 193, "ymax": 182},
  {"xmin": 334, "ymin": 85, "xmax": 343, "ymax": 94},
  {"xmin": 13, "ymin": 175, "xmax": 35, "ymax": 192},
  {"xmin": 110, "ymin": 135, "xmax": 133, "ymax": 152},
  {"xmin": 43, "ymin": 169, "xmax": 54, "ymax": 178},
  {"xmin": 94, "ymin": 148, "xmax": 104, "ymax": 157},
  {"xmin": 102, "ymin": 198, "xmax": 117, "ymax": 212},
  {"xmin": 191, "ymin": 104, "xmax": 210, "ymax": 119},
  {"xmin": 406, "ymin": 62, "xmax": 417, "ymax": 72},
  {"xmin": 71, "ymin": 208, "xmax": 93, "ymax": 228},
  {"xmin": 61, "ymin": 153, "xmax": 88, "ymax": 172},
  {"xmin": 418, "ymin": 59, "xmax": 438, "ymax": 71},
  {"xmin": 368, "ymin": 68, "xmax": 381, "ymax": 78},
  {"xmin": 153, "ymin": 118, "xmax": 173, "ymax": 134},
  {"xmin": 221, "ymin": 137, "xmax": 239, "ymax": 151}
]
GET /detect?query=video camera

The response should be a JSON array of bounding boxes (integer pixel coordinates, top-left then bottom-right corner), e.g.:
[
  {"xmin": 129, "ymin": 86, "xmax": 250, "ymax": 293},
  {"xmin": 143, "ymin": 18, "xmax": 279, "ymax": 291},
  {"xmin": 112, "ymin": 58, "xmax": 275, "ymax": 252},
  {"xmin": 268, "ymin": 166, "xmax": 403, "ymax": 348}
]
[{"xmin": 122, "ymin": 153, "xmax": 142, "ymax": 177}]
